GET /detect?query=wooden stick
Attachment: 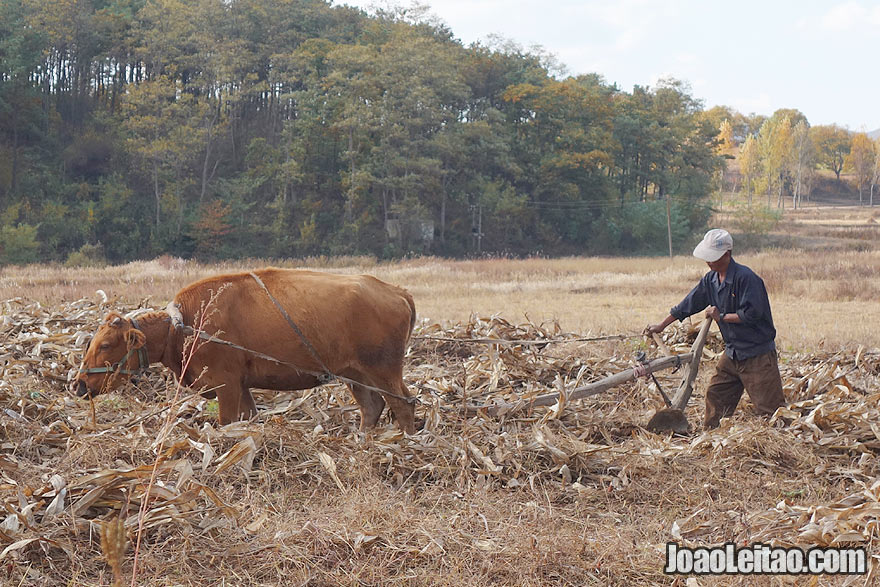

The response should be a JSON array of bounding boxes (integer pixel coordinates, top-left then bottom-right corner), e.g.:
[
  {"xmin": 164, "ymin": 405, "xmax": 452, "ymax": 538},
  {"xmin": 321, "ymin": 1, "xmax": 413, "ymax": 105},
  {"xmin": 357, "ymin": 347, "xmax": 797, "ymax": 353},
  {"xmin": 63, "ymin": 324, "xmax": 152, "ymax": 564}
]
[
  {"xmin": 461, "ymin": 352, "xmax": 695, "ymax": 417},
  {"xmin": 651, "ymin": 332, "xmax": 671, "ymax": 357},
  {"xmin": 671, "ymin": 316, "xmax": 713, "ymax": 411}
]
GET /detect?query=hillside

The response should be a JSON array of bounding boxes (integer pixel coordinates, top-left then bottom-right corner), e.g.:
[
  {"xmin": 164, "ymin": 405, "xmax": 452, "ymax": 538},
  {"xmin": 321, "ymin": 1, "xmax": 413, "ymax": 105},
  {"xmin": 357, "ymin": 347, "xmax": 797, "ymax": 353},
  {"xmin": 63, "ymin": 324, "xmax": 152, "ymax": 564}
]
[{"xmin": 0, "ymin": 0, "xmax": 722, "ymax": 264}]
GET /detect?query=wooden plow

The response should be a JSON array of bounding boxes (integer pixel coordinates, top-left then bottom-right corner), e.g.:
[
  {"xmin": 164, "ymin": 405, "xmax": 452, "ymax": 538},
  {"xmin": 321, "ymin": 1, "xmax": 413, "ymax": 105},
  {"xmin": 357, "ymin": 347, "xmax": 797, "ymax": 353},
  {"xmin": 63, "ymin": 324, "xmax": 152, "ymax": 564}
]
[{"xmin": 462, "ymin": 317, "xmax": 714, "ymax": 434}]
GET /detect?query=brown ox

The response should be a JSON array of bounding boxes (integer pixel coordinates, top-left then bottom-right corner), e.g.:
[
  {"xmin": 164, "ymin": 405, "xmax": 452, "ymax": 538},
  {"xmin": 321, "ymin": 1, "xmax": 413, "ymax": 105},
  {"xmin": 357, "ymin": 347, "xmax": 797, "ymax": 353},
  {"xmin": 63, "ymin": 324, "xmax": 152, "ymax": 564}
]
[{"xmin": 73, "ymin": 268, "xmax": 417, "ymax": 433}]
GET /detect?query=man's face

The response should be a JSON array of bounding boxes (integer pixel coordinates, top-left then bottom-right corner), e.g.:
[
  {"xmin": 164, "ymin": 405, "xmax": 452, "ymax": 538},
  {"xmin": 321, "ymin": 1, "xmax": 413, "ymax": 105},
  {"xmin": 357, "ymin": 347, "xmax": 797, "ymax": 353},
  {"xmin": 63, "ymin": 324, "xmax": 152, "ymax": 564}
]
[{"xmin": 706, "ymin": 251, "xmax": 730, "ymax": 272}]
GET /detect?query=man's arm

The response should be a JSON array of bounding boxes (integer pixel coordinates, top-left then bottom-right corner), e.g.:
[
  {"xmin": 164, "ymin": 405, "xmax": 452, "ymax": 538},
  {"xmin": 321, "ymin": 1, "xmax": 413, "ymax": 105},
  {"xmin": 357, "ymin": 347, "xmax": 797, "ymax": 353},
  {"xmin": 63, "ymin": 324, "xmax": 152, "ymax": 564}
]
[
  {"xmin": 646, "ymin": 314, "xmax": 677, "ymax": 334},
  {"xmin": 705, "ymin": 306, "xmax": 742, "ymax": 324},
  {"xmin": 648, "ymin": 278, "xmax": 711, "ymax": 334},
  {"xmin": 733, "ymin": 273, "xmax": 771, "ymax": 325}
]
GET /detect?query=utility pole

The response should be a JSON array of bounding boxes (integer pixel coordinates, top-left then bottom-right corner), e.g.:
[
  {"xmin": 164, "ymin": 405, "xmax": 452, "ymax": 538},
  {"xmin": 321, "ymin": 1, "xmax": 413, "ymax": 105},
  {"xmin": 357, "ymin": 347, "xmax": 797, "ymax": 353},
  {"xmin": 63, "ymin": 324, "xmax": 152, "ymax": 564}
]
[
  {"xmin": 666, "ymin": 193, "xmax": 673, "ymax": 258},
  {"xmin": 470, "ymin": 203, "xmax": 483, "ymax": 254}
]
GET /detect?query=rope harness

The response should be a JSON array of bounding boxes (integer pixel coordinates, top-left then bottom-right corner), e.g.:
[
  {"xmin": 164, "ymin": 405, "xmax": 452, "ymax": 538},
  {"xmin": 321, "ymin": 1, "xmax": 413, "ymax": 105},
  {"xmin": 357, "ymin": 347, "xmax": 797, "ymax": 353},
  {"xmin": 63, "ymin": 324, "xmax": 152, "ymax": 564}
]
[
  {"xmin": 247, "ymin": 272, "xmax": 335, "ymax": 382},
  {"xmin": 412, "ymin": 333, "xmax": 639, "ymax": 345},
  {"xmin": 78, "ymin": 318, "xmax": 150, "ymax": 377},
  {"xmin": 80, "ymin": 278, "xmax": 659, "ymax": 408}
]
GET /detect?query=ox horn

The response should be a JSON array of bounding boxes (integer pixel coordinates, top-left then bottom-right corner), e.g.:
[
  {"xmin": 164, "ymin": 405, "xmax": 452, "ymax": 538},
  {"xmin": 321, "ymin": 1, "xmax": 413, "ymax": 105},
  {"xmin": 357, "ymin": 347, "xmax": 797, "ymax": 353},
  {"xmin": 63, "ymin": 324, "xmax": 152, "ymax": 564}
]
[
  {"xmin": 165, "ymin": 302, "xmax": 184, "ymax": 328},
  {"xmin": 124, "ymin": 308, "xmax": 154, "ymax": 320}
]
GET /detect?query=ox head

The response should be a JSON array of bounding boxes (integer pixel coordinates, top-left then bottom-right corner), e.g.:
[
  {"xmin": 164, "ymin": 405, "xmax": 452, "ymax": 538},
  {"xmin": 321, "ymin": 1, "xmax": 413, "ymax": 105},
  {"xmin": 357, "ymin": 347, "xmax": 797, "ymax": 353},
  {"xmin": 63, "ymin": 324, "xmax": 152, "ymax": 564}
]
[{"xmin": 73, "ymin": 312, "xmax": 149, "ymax": 399}]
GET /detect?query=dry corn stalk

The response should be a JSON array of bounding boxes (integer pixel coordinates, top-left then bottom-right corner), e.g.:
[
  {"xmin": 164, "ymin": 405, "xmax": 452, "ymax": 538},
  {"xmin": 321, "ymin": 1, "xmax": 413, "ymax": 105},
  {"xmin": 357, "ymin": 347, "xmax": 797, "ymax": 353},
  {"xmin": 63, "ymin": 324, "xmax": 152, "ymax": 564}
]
[
  {"xmin": 2, "ymin": 296, "xmax": 880, "ymax": 585},
  {"xmin": 100, "ymin": 514, "xmax": 127, "ymax": 586}
]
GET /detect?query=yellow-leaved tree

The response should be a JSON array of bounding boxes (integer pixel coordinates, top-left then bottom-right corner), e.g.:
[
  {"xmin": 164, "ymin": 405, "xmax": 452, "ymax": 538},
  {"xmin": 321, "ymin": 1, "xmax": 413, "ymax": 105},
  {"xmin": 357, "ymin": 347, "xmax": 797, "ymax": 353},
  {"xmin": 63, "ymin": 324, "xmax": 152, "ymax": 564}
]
[
  {"xmin": 738, "ymin": 134, "xmax": 760, "ymax": 207},
  {"xmin": 873, "ymin": 138, "xmax": 880, "ymax": 207},
  {"xmin": 846, "ymin": 133, "xmax": 875, "ymax": 206},
  {"xmin": 791, "ymin": 121, "xmax": 815, "ymax": 209},
  {"xmin": 757, "ymin": 116, "xmax": 794, "ymax": 209},
  {"xmin": 810, "ymin": 124, "xmax": 851, "ymax": 181},
  {"xmin": 717, "ymin": 119, "xmax": 736, "ymax": 210}
]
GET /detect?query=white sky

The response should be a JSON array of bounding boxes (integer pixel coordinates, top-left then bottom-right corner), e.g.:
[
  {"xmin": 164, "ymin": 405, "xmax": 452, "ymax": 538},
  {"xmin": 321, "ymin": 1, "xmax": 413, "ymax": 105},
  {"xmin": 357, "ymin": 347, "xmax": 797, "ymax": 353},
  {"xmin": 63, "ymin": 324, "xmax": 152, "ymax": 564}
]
[{"xmin": 339, "ymin": 0, "xmax": 880, "ymax": 132}]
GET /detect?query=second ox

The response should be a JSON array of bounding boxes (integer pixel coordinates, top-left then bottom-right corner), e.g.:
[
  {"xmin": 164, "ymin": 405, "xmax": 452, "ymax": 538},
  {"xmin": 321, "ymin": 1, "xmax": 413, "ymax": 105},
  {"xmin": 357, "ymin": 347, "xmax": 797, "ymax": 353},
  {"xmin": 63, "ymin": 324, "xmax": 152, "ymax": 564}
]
[{"xmin": 73, "ymin": 267, "xmax": 417, "ymax": 433}]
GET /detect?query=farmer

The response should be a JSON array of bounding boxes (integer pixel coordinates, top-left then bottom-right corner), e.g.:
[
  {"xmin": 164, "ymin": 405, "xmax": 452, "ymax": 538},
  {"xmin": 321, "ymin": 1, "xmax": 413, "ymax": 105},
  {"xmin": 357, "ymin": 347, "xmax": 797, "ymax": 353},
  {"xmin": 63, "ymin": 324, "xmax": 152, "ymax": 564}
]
[{"xmin": 646, "ymin": 228, "xmax": 785, "ymax": 429}]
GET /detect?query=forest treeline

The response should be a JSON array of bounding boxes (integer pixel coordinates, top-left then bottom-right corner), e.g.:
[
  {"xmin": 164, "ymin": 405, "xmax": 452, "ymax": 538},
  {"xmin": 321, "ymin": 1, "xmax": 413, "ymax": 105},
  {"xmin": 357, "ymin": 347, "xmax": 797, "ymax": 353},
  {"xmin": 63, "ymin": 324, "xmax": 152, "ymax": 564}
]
[{"xmin": 0, "ymin": 0, "xmax": 872, "ymax": 264}]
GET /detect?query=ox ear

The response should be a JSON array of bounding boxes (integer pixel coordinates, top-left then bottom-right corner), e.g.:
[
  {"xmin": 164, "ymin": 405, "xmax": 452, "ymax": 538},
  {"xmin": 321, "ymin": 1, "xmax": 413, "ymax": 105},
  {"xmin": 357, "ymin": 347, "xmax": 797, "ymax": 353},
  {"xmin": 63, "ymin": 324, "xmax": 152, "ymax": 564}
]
[
  {"xmin": 125, "ymin": 328, "xmax": 146, "ymax": 350},
  {"xmin": 105, "ymin": 312, "xmax": 124, "ymax": 327}
]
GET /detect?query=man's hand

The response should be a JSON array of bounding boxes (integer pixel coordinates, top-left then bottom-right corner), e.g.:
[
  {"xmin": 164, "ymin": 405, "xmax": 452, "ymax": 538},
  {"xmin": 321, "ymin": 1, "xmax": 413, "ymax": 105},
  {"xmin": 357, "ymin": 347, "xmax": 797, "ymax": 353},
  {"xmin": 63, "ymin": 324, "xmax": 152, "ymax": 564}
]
[
  {"xmin": 706, "ymin": 306, "xmax": 722, "ymax": 323},
  {"xmin": 645, "ymin": 323, "xmax": 665, "ymax": 335},
  {"xmin": 646, "ymin": 314, "xmax": 676, "ymax": 335}
]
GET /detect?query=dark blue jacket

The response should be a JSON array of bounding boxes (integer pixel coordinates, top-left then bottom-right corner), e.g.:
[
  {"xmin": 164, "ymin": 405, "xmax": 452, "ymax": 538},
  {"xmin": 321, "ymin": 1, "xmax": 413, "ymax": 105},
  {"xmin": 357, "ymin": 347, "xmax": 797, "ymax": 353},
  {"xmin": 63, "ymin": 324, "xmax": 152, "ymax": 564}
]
[{"xmin": 670, "ymin": 258, "xmax": 776, "ymax": 360}]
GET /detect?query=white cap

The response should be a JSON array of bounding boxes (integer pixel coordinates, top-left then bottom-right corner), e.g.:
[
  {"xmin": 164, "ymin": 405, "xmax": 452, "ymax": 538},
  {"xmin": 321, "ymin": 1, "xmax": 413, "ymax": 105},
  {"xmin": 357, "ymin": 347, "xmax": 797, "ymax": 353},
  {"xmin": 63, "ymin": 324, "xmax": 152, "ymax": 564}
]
[{"xmin": 693, "ymin": 229, "xmax": 733, "ymax": 262}]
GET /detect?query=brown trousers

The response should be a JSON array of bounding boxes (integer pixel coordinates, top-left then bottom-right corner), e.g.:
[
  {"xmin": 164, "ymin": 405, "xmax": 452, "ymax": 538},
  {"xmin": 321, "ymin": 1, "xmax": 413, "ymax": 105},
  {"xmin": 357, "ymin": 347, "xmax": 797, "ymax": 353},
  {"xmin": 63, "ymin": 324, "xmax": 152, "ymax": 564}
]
[{"xmin": 704, "ymin": 350, "xmax": 785, "ymax": 429}]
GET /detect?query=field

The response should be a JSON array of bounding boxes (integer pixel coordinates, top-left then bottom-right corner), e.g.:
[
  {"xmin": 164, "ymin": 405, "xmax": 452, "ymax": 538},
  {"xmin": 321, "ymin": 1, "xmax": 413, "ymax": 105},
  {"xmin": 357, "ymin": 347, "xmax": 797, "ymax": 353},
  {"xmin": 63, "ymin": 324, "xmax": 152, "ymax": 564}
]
[{"xmin": 1, "ymin": 205, "xmax": 880, "ymax": 585}]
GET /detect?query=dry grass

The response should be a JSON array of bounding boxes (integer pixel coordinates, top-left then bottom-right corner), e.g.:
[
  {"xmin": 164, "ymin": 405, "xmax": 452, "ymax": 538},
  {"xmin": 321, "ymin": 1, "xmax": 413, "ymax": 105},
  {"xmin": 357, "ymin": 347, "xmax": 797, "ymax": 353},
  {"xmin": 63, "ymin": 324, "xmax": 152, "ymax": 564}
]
[
  {"xmin": 2, "ymin": 303, "xmax": 879, "ymax": 586},
  {"xmin": 5, "ymin": 246, "xmax": 880, "ymax": 351},
  {"xmin": 2, "ymin": 206, "xmax": 880, "ymax": 585}
]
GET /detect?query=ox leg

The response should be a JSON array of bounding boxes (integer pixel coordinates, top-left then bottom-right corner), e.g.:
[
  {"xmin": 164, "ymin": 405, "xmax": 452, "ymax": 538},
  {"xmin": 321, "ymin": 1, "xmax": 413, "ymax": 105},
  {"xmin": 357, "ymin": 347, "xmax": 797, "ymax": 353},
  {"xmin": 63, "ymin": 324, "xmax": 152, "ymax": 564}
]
[
  {"xmin": 384, "ymin": 378, "xmax": 416, "ymax": 435},
  {"xmin": 356, "ymin": 368, "xmax": 415, "ymax": 434},
  {"xmin": 349, "ymin": 382, "xmax": 386, "ymax": 430},
  {"xmin": 216, "ymin": 382, "xmax": 258, "ymax": 425},
  {"xmin": 240, "ymin": 387, "xmax": 257, "ymax": 419}
]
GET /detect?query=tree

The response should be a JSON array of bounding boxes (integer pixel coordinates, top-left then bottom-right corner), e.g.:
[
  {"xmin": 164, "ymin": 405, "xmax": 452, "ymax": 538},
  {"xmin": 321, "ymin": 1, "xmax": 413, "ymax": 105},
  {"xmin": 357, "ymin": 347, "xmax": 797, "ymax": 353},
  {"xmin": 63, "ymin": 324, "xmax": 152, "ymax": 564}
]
[
  {"xmin": 0, "ymin": 0, "xmax": 47, "ymax": 203},
  {"xmin": 742, "ymin": 113, "xmax": 767, "ymax": 139},
  {"xmin": 718, "ymin": 119, "xmax": 736, "ymax": 153},
  {"xmin": 716, "ymin": 119, "xmax": 736, "ymax": 208},
  {"xmin": 121, "ymin": 76, "xmax": 206, "ymax": 235},
  {"xmin": 190, "ymin": 200, "xmax": 233, "ymax": 259},
  {"xmin": 845, "ymin": 133, "xmax": 874, "ymax": 205},
  {"xmin": 0, "ymin": 222, "xmax": 40, "ymax": 264},
  {"xmin": 769, "ymin": 108, "xmax": 808, "ymax": 129},
  {"xmin": 791, "ymin": 120, "xmax": 815, "ymax": 209},
  {"xmin": 502, "ymin": 74, "xmax": 619, "ymax": 250},
  {"xmin": 756, "ymin": 116, "xmax": 793, "ymax": 209},
  {"xmin": 738, "ymin": 134, "xmax": 760, "ymax": 207},
  {"xmin": 327, "ymin": 21, "xmax": 470, "ymax": 254},
  {"xmin": 872, "ymin": 139, "xmax": 880, "ymax": 207},
  {"xmin": 811, "ymin": 125, "xmax": 851, "ymax": 180},
  {"xmin": 0, "ymin": 0, "xmax": 734, "ymax": 260},
  {"xmin": 700, "ymin": 106, "xmax": 737, "ymax": 138}
]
